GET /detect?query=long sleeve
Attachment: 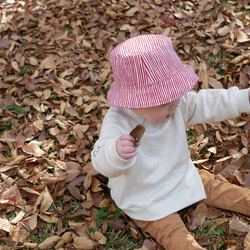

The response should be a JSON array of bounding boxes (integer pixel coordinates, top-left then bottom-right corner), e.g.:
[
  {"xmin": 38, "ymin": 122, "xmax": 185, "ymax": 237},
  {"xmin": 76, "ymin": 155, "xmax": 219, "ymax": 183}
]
[
  {"xmin": 180, "ymin": 87, "xmax": 250, "ymax": 125},
  {"xmin": 91, "ymin": 136, "xmax": 136, "ymax": 178},
  {"xmin": 91, "ymin": 109, "xmax": 136, "ymax": 178}
]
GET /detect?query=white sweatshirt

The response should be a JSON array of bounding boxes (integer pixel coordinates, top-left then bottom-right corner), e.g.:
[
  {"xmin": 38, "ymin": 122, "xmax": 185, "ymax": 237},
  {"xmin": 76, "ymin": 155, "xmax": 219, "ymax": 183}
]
[{"xmin": 91, "ymin": 87, "xmax": 250, "ymax": 221}]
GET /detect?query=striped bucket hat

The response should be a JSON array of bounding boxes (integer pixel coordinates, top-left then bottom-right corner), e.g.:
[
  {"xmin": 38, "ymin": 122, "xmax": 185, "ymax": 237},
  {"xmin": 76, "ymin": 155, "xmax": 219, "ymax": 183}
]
[{"xmin": 107, "ymin": 34, "xmax": 199, "ymax": 108}]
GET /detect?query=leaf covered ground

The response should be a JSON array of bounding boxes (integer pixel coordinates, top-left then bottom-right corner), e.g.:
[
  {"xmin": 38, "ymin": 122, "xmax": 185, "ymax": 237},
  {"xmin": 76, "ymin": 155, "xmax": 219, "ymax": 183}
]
[{"xmin": 0, "ymin": 0, "xmax": 250, "ymax": 249}]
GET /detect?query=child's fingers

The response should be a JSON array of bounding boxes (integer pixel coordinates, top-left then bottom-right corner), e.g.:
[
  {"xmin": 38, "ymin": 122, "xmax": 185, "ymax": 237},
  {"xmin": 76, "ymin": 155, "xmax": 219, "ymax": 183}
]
[
  {"xmin": 117, "ymin": 134, "xmax": 135, "ymax": 147},
  {"xmin": 120, "ymin": 150, "xmax": 137, "ymax": 159},
  {"xmin": 116, "ymin": 135, "xmax": 138, "ymax": 159},
  {"xmin": 119, "ymin": 134, "xmax": 135, "ymax": 141}
]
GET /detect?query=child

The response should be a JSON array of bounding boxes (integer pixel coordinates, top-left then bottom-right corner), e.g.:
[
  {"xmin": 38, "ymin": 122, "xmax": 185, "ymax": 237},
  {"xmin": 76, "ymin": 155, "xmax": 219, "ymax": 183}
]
[{"xmin": 91, "ymin": 34, "xmax": 250, "ymax": 249}]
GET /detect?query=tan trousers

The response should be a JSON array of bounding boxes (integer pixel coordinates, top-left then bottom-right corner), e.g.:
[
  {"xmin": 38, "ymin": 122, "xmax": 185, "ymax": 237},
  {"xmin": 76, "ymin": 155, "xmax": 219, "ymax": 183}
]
[{"xmin": 133, "ymin": 169, "xmax": 250, "ymax": 249}]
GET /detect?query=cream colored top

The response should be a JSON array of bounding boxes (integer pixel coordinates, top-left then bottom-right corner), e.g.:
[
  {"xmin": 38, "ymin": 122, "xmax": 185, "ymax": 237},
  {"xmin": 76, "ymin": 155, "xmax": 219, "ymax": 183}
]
[{"xmin": 91, "ymin": 87, "xmax": 250, "ymax": 221}]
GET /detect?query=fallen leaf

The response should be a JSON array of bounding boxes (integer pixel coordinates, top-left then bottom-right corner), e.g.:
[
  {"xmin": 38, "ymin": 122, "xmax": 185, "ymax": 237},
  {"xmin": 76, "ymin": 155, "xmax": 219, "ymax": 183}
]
[
  {"xmin": 38, "ymin": 236, "xmax": 60, "ymax": 249},
  {"xmin": 129, "ymin": 125, "xmax": 145, "ymax": 147},
  {"xmin": 90, "ymin": 231, "xmax": 107, "ymax": 244},
  {"xmin": 73, "ymin": 236, "xmax": 96, "ymax": 249},
  {"xmin": 189, "ymin": 203, "xmax": 208, "ymax": 230},
  {"xmin": 229, "ymin": 218, "xmax": 249, "ymax": 236}
]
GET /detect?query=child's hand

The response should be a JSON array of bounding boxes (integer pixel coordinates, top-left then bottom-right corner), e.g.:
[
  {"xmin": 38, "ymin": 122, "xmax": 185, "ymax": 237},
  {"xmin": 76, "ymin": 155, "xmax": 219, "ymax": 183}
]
[{"xmin": 116, "ymin": 134, "xmax": 138, "ymax": 159}]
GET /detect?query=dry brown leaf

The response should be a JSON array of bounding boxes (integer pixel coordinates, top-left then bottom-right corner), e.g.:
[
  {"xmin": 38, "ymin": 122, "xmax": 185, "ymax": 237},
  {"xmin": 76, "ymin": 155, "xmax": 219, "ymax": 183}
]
[
  {"xmin": 23, "ymin": 242, "xmax": 38, "ymax": 248},
  {"xmin": 129, "ymin": 125, "xmax": 145, "ymax": 147},
  {"xmin": 0, "ymin": 218, "xmax": 14, "ymax": 233},
  {"xmin": 11, "ymin": 60, "xmax": 20, "ymax": 73},
  {"xmin": 73, "ymin": 124, "xmax": 89, "ymax": 133},
  {"xmin": 199, "ymin": 61, "xmax": 209, "ymax": 89},
  {"xmin": 91, "ymin": 177, "xmax": 103, "ymax": 192},
  {"xmin": 55, "ymin": 232, "xmax": 72, "ymax": 249},
  {"xmin": 236, "ymin": 29, "xmax": 250, "ymax": 43},
  {"xmin": 189, "ymin": 203, "xmax": 208, "ymax": 231},
  {"xmin": 209, "ymin": 77, "xmax": 223, "ymax": 89},
  {"xmin": 73, "ymin": 236, "xmax": 96, "ymax": 249},
  {"xmin": 40, "ymin": 187, "xmax": 53, "ymax": 212},
  {"xmin": 244, "ymin": 230, "xmax": 250, "ymax": 249},
  {"xmin": 90, "ymin": 231, "xmax": 107, "ymax": 244},
  {"xmin": 68, "ymin": 184, "xmax": 82, "ymax": 200},
  {"xmin": 38, "ymin": 56, "xmax": 56, "ymax": 71},
  {"xmin": 229, "ymin": 218, "xmax": 249, "ymax": 236},
  {"xmin": 29, "ymin": 213, "xmax": 38, "ymax": 230},
  {"xmin": 126, "ymin": 7, "xmax": 139, "ymax": 17},
  {"xmin": 217, "ymin": 25, "xmax": 231, "ymax": 36},
  {"xmin": 84, "ymin": 102, "xmax": 97, "ymax": 113},
  {"xmin": 29, "ymin": 57, "xmax": 38, "ymax": 66},
  {"xmin": 38, "ymin": 236, "xmax": 60, "ymax": 249},
  {"xmin": 33, "ymin": 119, "xmax": 44, "ymax": 131},
  {"xmin": 106, "ymin": 9, "xmax": 117, "ymax": 19},
  {"xmin": 39, "ymin": 214, "xmax": 60, "ymax": 223},
  {"xmin": 135, "ymin": 239, "xmax": 156, "ymax": 250},
  {"xmin": 10, "ymin": 210, "xmax": 25, "ymax": 224}
]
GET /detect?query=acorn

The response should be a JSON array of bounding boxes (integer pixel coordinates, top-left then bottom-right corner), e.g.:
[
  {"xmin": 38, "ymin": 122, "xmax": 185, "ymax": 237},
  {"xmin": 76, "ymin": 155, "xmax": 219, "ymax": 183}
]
[{"xmin": 129, "ymin": 124, "xmax": 145, "ymax": 147}]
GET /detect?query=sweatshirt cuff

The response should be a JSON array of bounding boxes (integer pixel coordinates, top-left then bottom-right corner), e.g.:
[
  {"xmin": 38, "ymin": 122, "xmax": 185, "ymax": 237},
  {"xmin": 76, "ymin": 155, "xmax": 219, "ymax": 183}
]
[
  {"xmin": 108, "ymin": 139, "xmax": 136, "ymax": 170},
  {"xmin": 236, "ymin": 88, "xmax": 250, "ymax": 113}
]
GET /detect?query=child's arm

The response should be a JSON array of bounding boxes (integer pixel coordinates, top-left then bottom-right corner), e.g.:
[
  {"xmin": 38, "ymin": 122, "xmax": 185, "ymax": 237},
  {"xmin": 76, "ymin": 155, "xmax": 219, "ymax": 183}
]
[
  {"xmin": 116, "ymin": 134, "xmax": 138, "ymax": 159},
  {"xmin": 91, "ymin": 134, "xmax": 137, "ymax": 178},
  {"xmin": 181, "ymin": 87, "xmax": 250, "ymax": 125}
]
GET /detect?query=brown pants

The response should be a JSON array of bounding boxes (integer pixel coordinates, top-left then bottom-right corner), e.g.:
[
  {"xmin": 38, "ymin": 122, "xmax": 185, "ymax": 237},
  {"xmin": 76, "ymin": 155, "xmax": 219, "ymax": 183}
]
[{"xmin": 133, "ymin": 169, "xmax": 250, "ymax": 249}]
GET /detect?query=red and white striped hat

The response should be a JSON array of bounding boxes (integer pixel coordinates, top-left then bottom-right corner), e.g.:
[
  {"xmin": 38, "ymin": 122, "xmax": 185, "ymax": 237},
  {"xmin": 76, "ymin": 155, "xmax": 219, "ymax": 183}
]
[{"xmin": 107, "ymin": 34, "xmax": 199, "ymax": 108}]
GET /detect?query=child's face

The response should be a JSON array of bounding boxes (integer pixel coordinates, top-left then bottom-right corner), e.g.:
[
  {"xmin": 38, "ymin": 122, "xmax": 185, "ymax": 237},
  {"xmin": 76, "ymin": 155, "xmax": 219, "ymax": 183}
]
[{"xmin": 132, "ymin": 99, "xmax": 180, "ymax": 124}]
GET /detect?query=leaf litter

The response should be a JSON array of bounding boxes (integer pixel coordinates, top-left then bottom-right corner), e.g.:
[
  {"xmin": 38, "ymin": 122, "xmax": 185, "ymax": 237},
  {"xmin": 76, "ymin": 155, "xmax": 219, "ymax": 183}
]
[{"xmin": 0, "ymin": 0, "xmax": 249, "ymax": 249}]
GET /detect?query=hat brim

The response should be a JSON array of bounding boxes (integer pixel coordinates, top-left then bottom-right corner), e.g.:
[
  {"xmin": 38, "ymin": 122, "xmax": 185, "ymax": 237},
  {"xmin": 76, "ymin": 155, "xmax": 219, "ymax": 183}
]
[{"xmin": 107, "ymin": 64, "xmax": 199, "ymax": 109}]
